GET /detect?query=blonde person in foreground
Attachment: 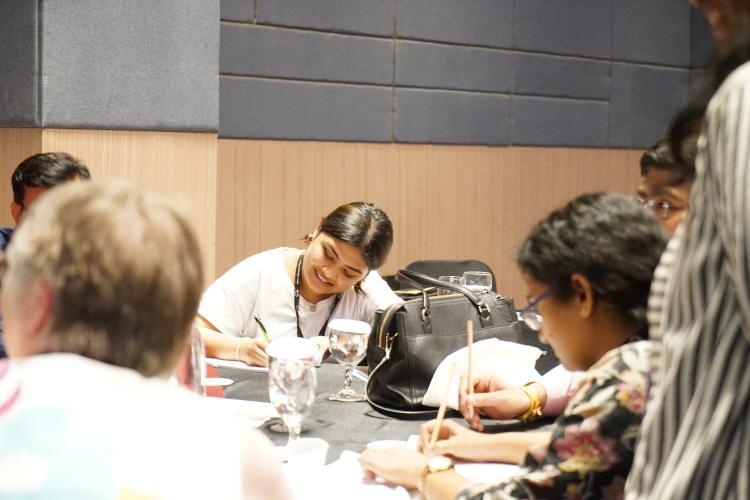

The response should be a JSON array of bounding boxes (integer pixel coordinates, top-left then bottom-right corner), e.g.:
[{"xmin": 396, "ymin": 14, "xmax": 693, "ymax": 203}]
[
  {"xmin": 196, "ymin": 202, "xmax": 401, "ymax": 366},
  {"xmin": 361, "ymin": 193, "xmax": 667, "ymax": 499},
  {"xmin": 0, "ymin": 180, "xmax": 291, "ymax": 500}
]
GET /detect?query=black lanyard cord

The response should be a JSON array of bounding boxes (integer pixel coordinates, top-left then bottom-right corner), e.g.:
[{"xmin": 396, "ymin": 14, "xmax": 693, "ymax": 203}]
[{"xmin": 294, "ymin": 253, "xmax": 341, "ymax": 338}]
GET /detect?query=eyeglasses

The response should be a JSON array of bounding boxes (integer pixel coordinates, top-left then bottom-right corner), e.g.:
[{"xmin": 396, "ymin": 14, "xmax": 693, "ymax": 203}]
[
  {"xmin": 635, "ymin": 196, "xmax": 685, "ymax": 219},
  {"xmin": 517, "ymin": 286, "xmax": 554, "ymax": 331}
]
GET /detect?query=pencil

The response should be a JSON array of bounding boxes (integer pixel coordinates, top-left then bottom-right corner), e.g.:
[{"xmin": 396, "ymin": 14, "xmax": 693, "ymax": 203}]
[
  {"xmin": 428, "ymin": 366, "xmax": 456, "ymax": 451},
  {"xmin": 467, "ymin": 320, "xmax": 474, "ymax": 420},
  {"xmin": 253, "ymin": 315, "xmax": 272, "ymax": 343}
]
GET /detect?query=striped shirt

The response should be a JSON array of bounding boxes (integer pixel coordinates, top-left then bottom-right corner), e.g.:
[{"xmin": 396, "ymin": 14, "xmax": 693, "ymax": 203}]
[{"xmin": 626, "ymin": 61, "xmax": 750, "ymax": 499}]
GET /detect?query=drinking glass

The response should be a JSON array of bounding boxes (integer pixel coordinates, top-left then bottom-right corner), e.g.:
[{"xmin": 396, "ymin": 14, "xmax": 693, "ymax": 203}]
[
  {"xmin": 172, "ymin": 326, "xmax": 206, "ymax": 396},
  {"xmin": 438, "ymin": 275, "xmax": 465, "ymax": 295},
  {"xmin": 267, "ymin": 338, "xmax": 318, "ymax": 446},
  {"xmin": 463, "ymin": 271, "xmax": 493, "ymax": 295},
  {"xmin": 328, "ymin": 318, "xmax": 370, "ymax": 402}
]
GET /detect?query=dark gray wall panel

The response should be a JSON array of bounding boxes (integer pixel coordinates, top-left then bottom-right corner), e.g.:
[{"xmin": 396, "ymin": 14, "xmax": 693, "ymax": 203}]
[
  {"xmin": 514, "ymin": 0, "xmax": 610, "ymax": 58},
  {"xmin": 511, "ymin": 96, "xmax": 608, "ymax": 147},
  {"xmin": 258, "ymin": 0, "xmax": 395, "ymax": 36},
  {"xmin": 221, "ymin": 0, "xmax": 254, "ymax": 22},
  {"xmin": 689, "ymin": 68, "xmax": 712, "ymax": 100},
  {"xmin": 221, "ymin": 24, "xmax": 392, "ymax": 84},
  {"xmin": 609, "ymin": 64, "xmax": 689, "ymax": 148},
  {"xmin": 690, "ymin": 7, "xmax": 715, "ymax": 68},
  {"xmin": 395, "ymin": 42, "xmax": 513, "ymax": 93},
  {"xmin": 220, "ymin": 77, "xmax": 391, "ymax": 141},
  {"xmin": 214, "ymin": 0, "xmax": 701, "ymax": 146},
  {"xmin": 608, "ymin": 64, "xmax": 633, "ymax": 148},
  {"xmin": 396, "ymin": 0, "xmax": 513, "ymax": 48},
  {"xmin": 612, "ymin": 0, "xmax": 690, "ymax": 66},
  {"xmin": 395, "ymin": 89, "xmax": 508, "ymax": 145},
  {"xmin": 630, "ymin": 66, "xmax": 689, "ymax": 148},
  {"xmin": 41, "ymin": 0, "xmax": 219, "ymax": 131},
  {"xmin": 514, "ymin": 54, "xmax": 609, "ymax": 100},
  {"xmin": 0, "ymin": 0, "xmax": 39, "ymax": 126}
]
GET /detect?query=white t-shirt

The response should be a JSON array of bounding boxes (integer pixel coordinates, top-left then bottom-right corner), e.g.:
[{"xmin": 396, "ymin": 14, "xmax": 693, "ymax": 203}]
[
  {"xmin": 0, "ymin": 354, "xmax": 290, "ymax": 500},
  {"xmin": 199, "ymin": 247, "xmax": 402, "ymax": 339}
]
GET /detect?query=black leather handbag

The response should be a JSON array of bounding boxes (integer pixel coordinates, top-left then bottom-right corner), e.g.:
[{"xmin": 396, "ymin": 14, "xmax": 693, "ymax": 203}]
[{"xmin": 365, "ymin": 269, "xmax": 522, "ymax": 418}]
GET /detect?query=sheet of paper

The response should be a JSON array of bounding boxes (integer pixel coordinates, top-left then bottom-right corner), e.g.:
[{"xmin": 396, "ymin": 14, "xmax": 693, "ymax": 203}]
[
  {"xmin": 206, "ymin": 357, "xmax": 269, "ymax": 372},
  {"xmin": 204, "ymin": 396, "xmax": 278, "ymax": 428},
  {"xmin": 284, "ymin": 450, "xmax": 413, "ymax": 500},
  {"xmin": 454, "ymin": 462, "xmax": 522, "ymax": 484},
  {"xmin": 422, "ymin": 339, "xmax": 544, "ymax": 409}
]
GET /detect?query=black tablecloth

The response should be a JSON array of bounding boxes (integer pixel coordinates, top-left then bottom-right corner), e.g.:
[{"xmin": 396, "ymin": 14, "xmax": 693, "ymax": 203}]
[
  {"xmin": 219, "ymin": 363, "xmax": 423, "ymax": 462},
  {"xmin": 218, "ymin": 361, "xmax": 555, "ymax": 464}
]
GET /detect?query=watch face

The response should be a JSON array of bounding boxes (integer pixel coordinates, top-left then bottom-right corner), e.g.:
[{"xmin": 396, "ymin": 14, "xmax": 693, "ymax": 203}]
[{"xmin": 428, "ymin": 454, "xmax": 453, "ymax": 472}]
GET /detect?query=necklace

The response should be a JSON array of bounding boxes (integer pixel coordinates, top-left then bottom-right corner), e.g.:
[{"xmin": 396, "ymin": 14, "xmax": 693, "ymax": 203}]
[{"xmin": 294, "ymin": 253, "xmax": 341, "ymax": 337}]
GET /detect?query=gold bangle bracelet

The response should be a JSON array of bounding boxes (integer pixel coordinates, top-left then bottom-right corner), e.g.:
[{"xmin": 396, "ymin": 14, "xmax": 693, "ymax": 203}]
[{"xmin": 517, "ymin": 384, "xmax": 543, "ymax": 422}]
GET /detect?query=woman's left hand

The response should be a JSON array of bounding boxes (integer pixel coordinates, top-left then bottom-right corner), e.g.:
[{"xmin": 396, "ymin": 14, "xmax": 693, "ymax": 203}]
[{"xmin": 360, "ymin": 448, "xmax": 427, "ymax": 490}]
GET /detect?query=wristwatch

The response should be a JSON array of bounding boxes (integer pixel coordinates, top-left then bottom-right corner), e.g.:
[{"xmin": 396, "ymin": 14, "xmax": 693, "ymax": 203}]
[{"xmin": 419, "ymin": 455, "xmax": 454, "ymax": 492}]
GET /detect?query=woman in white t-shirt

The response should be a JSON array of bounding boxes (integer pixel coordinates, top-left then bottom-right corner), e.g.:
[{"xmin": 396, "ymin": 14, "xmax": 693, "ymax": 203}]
[{"xmin": 197, "ymin": 202, "xmax": 402, "ymax": 366}]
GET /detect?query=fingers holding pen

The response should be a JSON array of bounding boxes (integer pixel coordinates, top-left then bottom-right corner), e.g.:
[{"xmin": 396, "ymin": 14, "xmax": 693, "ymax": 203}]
[{"xmin": 238, "ymin": 337, "xmax": 269, "ymax": 367}]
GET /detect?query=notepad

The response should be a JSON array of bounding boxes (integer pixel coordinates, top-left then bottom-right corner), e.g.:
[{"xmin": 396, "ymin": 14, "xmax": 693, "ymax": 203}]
[
  {"xmin": 204, "ymin": 396, "xmax": 278, "ymax": 428},
  {"xmin": 206, "ymin": 357, "xmax": 269, "ymax": 372}
]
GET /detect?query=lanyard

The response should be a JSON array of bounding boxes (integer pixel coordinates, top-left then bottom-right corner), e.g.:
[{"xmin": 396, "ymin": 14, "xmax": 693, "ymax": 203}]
[{"xmin": 294, "ymin": 253, "xmax": 341, "ymax": 338}]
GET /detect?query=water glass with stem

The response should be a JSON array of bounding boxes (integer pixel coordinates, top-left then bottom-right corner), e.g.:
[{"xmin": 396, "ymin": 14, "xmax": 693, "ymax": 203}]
[
  {"xmin": 267, "ymin": 338, "xmax": 318, "ymax": 446},
  {"xmin": 328, "ymin": 319, "xmax": 370, "ymax": 402}
]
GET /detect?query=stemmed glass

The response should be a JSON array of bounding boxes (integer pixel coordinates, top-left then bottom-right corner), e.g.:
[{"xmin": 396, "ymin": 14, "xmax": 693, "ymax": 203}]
[
  {"xmin": 267, "ymin": 338, "xmax": 318, "ymax": 445},
  {"xmin": 328, "ymin": 319, "xmax": 370, "ymax": 402},
  {"xmin": 438, "ymin": 275, "xmax": 465, "ymax": 295},
  {"xmin": 463, "ymin": 271, "xmax": 493, "ymax": 295}
]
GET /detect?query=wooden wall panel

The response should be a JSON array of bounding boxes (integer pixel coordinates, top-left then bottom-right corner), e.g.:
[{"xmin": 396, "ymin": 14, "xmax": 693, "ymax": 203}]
[
  {"xmin": 0, "ymin": 130, "xmax": 644, "ymax": 304},
  {"xmin": 41, "ymin": 129, "xmax": 218, "ymax": 279},
  {"xmin": 216, "ymin": 140, "xmax": 643, "ymax": 303},
  {"xmin": 0, "ymin": 128, "xmax": 43, "ymax": 226}
]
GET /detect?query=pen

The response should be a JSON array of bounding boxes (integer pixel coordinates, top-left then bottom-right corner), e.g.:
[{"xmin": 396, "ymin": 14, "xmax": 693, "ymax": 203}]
[{"xmin": 253, "ymin": 315, "xmax": 272, "ymax": 343}]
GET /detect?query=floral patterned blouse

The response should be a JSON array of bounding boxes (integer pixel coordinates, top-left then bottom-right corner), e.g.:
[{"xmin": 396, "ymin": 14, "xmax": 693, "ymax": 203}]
[{"xmin": 458, "ymin": 340, "xmax": 658, "ymax": 500}]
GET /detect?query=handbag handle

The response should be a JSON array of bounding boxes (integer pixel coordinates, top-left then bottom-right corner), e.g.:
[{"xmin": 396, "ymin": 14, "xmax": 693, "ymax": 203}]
[{"xmin": 396, "ymin": 269, "xmax": 491, "ymax": 325}]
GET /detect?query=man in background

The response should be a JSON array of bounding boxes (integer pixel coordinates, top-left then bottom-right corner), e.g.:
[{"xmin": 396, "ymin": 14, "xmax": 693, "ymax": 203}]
[
  {"xmin": 0, "ymin": 152, "xmax": 91, "ymax": 358},
  {"xmin": 0, "ymin": 152, "xmax": 91, "ymax": 251},
  {"xmin": 636, "ymin": 139, "xmax": 696, "ymax": 236}
]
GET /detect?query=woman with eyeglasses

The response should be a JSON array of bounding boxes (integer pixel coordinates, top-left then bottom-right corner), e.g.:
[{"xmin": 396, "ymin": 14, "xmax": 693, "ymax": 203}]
[
  {"xmin": 456, "ymin": 139, "xmax": 698, "ymax": 432},
  {"xmin": 360, "ymin": 192, "xmax": 667, "ymax": 499}
]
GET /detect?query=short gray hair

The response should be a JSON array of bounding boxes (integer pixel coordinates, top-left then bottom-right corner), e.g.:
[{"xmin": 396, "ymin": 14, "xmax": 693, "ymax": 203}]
[{"xmin": 6, "ymin": 179, "xmax": 204, "ymax": 376}]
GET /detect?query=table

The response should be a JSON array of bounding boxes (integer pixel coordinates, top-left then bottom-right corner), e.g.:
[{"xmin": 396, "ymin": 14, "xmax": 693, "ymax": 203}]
[
  {"xmin": 218, "ymin": 362, "xmax": 554, "ymax": 464},
  {"xmin": 219, "ymin": 362, "xmax": 422, "ymax": 462}
]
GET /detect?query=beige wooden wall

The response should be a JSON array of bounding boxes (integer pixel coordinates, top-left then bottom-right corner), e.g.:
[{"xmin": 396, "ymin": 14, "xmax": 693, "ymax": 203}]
[
  {"xmin": 217, "ymin": 140, "xmax": 642, "ymax": 303},
  {"xmin": 0, "ymin": 128, "xmax": 217, "ymax": 279},
  {"xmin": 0, "ymin": 128, "xmax": 642, "ymax": 302}
]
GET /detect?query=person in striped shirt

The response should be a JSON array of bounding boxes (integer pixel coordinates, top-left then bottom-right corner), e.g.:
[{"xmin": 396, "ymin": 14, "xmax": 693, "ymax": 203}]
[{"xmin": 626, "ymin": 0, "xmax": 750, "ymax": 497}]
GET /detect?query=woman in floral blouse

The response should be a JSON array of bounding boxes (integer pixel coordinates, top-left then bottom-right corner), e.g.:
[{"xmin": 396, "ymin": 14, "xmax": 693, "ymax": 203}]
[{"xmin": 361, "ymin": 192, "xmax": 667, "ymax": 499}]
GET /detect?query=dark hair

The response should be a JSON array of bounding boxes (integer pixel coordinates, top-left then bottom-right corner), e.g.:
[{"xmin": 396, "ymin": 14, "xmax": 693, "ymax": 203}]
[
  {"xmin": 640, "ymin": 139, "xmax": 696, "ymax": 183},
  {"xmin": 12, "ymin": 152, "xmax": 91, "ymax": 206},
  {"xmin": 313, "ymin": 202, "xmax": 393, "ymax": 270},
  {"xmin": 517, "ymin": 192, "xmax": 667, "ymax": 333},
  {"xmin": 670, "ymin": 23, "xmax": 750, "ymax": 163}
]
